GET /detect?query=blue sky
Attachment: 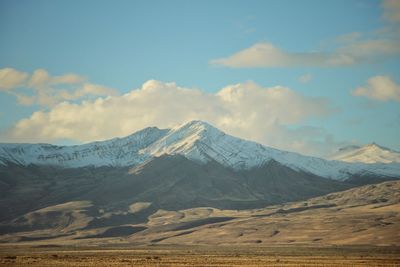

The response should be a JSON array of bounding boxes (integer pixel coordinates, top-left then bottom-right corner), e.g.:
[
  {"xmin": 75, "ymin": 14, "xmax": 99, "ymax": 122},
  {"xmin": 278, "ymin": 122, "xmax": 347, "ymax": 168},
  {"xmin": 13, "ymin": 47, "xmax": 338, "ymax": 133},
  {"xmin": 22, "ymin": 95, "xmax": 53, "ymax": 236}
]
[{"xmin": 0, "ymin": 0, "xmax": 399, "ymax": 157}]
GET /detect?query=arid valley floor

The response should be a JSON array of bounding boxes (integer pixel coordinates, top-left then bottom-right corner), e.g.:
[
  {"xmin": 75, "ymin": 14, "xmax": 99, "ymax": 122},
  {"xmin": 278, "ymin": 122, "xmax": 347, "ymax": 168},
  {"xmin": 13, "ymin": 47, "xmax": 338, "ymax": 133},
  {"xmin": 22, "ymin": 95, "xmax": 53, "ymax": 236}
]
[
  {"xmin": 1, "ymin": 245, "xmax": 400, "ymax": 267},
  {"xmin": 1, "ymin": 181, "xmax": 400, "ymax": 266}
]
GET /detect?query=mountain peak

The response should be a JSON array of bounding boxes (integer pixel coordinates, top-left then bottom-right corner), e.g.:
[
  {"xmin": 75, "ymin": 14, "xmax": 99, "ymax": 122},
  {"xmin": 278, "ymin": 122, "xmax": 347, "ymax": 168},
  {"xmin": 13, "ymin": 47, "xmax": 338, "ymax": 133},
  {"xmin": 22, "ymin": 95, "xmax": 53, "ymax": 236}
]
[
  {"xmin": 167, "ymin": 120, "xmax": 225, "ymax": 142},
  {"xmin": 364, "ymin": 142, "xmax": 391, "ymax": 151},
  {"xmin": 173, "ymin": 120, "xmax": 220, "ymax": 133},
  {"xmin": 140, "ymin": 120, "xmax": 226, "ymax": 160},
  {"xmin": 331, "ymin": 143, "xmax": 400, "ymax": 164}
]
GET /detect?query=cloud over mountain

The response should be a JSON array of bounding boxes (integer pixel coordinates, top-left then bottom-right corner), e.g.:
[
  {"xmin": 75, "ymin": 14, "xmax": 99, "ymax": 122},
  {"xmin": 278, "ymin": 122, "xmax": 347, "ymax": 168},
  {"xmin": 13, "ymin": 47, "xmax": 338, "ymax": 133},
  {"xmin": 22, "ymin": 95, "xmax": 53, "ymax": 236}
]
[{"xmin": 3, "ymin": 79, "xmax": 334, "ymax": 156}]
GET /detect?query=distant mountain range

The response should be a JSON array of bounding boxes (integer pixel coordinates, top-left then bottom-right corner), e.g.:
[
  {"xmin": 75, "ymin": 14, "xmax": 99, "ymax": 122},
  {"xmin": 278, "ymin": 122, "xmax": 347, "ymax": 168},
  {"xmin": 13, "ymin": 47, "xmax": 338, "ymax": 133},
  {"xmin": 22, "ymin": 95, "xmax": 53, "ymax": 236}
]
[{"xmin": 0, "ymin": 120, "xmax": 399, "ymax": 245}]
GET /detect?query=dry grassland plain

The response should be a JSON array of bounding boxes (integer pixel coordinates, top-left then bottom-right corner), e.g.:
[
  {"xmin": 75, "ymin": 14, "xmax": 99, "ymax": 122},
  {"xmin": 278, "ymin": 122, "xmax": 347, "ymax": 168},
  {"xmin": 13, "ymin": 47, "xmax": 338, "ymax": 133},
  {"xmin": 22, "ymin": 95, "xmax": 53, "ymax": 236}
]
[{"xmin": 1, "ymin": 245, "xmax": 400, "ymax": 267}]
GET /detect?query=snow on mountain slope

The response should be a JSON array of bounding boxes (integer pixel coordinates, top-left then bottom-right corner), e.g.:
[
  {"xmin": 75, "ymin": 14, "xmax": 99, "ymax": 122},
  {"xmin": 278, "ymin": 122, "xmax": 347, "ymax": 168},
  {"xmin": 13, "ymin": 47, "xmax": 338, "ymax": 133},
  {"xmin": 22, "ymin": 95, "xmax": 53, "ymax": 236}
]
[
  {"xmin": 330, "ymin": 143, "xmax": 400, "ymax": 164},
  {"xmin": 1, "ymin": 120, "xmax": 399, "ymax": 180},
  {"xmin": 0, "ymin": 127, "xmax": 168, "ymax": 168},
  {"xmin": 141, "ymin": 121, "xmax": 400, "ymax": 180}
]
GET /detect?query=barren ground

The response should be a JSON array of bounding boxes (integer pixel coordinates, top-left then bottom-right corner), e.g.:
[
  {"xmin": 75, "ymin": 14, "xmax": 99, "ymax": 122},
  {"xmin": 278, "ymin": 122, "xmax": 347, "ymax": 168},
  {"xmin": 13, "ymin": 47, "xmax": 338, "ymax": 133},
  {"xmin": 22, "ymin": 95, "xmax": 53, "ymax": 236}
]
[{"xmin": 1, "ymin": 245, "xmax": 399, "ymax": 267}]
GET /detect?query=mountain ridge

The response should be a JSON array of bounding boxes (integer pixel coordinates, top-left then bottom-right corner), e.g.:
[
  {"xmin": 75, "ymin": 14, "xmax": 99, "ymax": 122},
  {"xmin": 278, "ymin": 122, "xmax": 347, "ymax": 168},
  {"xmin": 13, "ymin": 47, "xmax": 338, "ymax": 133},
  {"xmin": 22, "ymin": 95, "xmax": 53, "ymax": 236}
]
[{"xmin": 1, "ymin": 120, "xmax": 399, "ymax": 180}]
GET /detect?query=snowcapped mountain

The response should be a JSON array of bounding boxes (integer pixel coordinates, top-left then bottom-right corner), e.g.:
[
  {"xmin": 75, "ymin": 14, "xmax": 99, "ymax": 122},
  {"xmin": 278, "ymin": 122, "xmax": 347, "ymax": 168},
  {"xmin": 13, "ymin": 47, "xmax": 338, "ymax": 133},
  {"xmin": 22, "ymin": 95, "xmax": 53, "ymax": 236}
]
[
  {"xmin": 331, "ymin": 143, "xmax": 400, "ymax": 164},
  {"xmin": 1, "ymin": 120, "xmax": 399, "ymax": 180}
]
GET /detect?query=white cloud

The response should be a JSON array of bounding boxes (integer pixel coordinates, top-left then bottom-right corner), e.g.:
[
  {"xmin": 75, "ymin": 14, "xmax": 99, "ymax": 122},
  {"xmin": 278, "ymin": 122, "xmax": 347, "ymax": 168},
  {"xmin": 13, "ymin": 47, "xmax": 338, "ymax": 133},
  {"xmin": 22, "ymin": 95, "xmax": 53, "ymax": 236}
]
[
  {"xmin": 0, "ymin": 67, "xmax": 118, "ymax": 107},
  {"xmin": 335, "ymin": 32, "xmax": 363, "ymax": 44},
  {"xmin": 0, "ymin": 68, "xmax": 29, "ymax": 90},
  {"xmin": 29, "ymin": 69, "xmax": 86, "ymax": 88},
  {"xmin": 383, "ymin": 0, "xmax": 400, "ymax": 22},
  {"xmin": 52, "ymin": 73, "xmax": 86, "ymax": 85},
  {"xmin": 335, "ymin": 39, "xmax": 400, "ymax": 63},
  {"xmin": 298, "ymin": 73, "xmax": 312, "ymax": 83},
  {"xmin": 28, "ymin": 69, "xmax": 52, "ymax": 88},
  {"xmin": 211, "ymin": 42, "xmax": 324, "ymax": 67},
  {"xmin": 211, "ymin": 39, "xmax": 400, "ymax": 68},
  {"xmin": 3, "ymin": 80, "xmax": 335, "ymax": 156},
  {"xmin": 11, "ymin": 93, "xmax": 36, "ymax": 106},
  {"xmin": 58, "ymin": 83, "xmax": 118, "ymax": 100},
  {"xmin": 211, "ymin": 1, "xmax": 400, "ymax": 69},
  {"xmin": 352, "ymin": 75, "xmax": 400, "ymax": 102}
]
